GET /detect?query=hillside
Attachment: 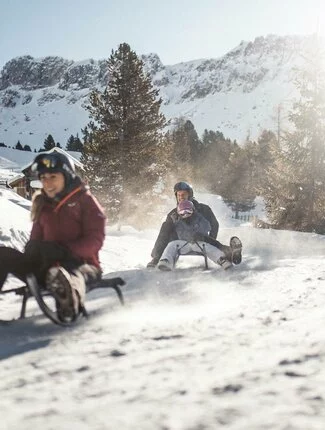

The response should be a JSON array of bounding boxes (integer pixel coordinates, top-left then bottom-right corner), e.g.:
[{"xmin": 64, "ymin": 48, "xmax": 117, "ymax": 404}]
[
  {"xmin": 1, "ymin": 184, "xmax": 325, "ymax": 429},
  {"xmin": 0, "ymin": 34, "xmax": 317, "ymax": 151}
]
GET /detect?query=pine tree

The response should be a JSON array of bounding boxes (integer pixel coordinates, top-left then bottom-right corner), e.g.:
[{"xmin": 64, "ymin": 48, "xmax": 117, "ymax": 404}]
[
  {"xmin": 168, "ymin": 118, "xmax": 195, "ymax": 181},
  {"xmin": 23, "ymin": 145, "xmax": 32, "ymax": 151},
  {"xmin": 197, "ymin": 129, "xmax": 233, "ymax": 194},
  {"xmin": 66, "ymin": 135, "xmax": 75, "ymax": 151},
  {"xmin": 253, "ymin": 130, "xmax": 277, "ymax": 192},
  {"xmin": 220, "ymin": 144, "xmax": 256, "ymax": 218},
  {"xmin": 82, "ymin": 43, "xmax": 168, "ymax": 226},
  {"xmin": 66, "ymin": 134, "xmax": 83, "ymax": 152},
  {"xmin": 261, "ymin": 39, "xmax": 325, "ymax": 232},
  {"xmin": 43, "ymin": 134, "xmax": 56, "ymax": 150},
  {"xmin": 74, "ymin": 134, "xmax": 83, "ymax": 151},
  {"xmin": 183, "ymin": 120, "xmax": 201, "ymax": 165},
  {"xmin": 15, "ymin": 141, "xmax": 23, "ymax": 150}
]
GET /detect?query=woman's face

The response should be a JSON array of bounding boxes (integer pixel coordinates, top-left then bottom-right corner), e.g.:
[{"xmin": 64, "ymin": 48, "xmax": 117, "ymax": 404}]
[{"xmin": 40, "ymin": 172, "xmax": 65, "ymax": 198}]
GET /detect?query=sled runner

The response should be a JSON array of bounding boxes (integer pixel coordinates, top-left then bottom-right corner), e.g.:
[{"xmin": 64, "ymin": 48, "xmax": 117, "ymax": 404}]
[
  {"xmin": 176, "ymin": 241, "xmax": 209, "ymax": 270},
  {"xmin": 162, "ymin": 236, "xmax": 242, "ymax": 271},
  {"xmin": 0, "ymin": 275, "xmax": 125, "ymax": 327}
]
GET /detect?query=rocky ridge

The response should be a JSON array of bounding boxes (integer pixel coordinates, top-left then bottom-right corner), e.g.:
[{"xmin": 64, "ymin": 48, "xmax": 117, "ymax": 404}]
[{"xmin": 0, "ymin": 34, "xmax": 315, "ymax": 149}]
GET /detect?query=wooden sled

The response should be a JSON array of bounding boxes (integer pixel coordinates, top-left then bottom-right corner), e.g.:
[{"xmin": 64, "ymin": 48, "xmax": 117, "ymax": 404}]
[{"xmin": 0, "ymin": 275, "xmax": 125, "ymax": 327}]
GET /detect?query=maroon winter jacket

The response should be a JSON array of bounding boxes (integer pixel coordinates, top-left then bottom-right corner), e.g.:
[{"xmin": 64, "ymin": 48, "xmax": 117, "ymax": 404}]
[{"xmin": 30, "ymin": 186, "xmax": 106, "ymax": 268}]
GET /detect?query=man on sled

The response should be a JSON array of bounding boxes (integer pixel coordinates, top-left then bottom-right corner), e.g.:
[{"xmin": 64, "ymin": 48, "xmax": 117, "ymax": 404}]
[{"xmin": 147, "ymin": 181, "xmax": 242, "ymax": 271}]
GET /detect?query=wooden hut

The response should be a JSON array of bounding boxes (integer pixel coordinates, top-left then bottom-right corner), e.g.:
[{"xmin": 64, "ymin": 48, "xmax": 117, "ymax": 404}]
[{"xmin": 7, "ymin": 174, "xmax": 28, "ymax": 198}]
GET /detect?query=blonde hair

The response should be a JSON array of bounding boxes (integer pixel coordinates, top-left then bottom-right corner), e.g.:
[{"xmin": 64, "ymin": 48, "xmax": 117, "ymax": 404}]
[{"xmin": 31, "ymin": 190, "xmax": 46, "ymax": 222}]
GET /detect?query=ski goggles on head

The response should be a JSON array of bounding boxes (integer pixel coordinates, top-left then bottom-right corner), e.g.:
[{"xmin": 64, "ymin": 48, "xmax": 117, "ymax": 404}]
[
  {"xmin": 177, "ymin": 208, "xmax": 194, "ymax": 218},
  {"xmin": 31, "ymin": 154, "xmax": 60, "ymax": 172}
]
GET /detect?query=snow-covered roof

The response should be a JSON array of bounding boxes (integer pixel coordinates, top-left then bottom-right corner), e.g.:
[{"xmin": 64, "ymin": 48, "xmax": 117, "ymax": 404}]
[{"xmin": 8, "ymin": 173, "xmax": 25, "ymax": 185}]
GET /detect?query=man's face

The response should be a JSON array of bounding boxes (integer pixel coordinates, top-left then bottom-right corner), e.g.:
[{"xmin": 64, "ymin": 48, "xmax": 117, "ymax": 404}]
[{"xmin": 176, "ymin": 190, "xmax": 190, "ymax": 202}]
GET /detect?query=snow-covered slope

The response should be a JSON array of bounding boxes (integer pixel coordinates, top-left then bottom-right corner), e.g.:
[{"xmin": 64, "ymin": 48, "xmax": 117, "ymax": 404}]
[
  {"xmin": 1, "ymin": 173, "xmax": 325, "ymax": 429},
  {"xmin": 0, "ymin": 34, "xmax": 317, "ymax": 150},
  {"xmin": 0, "ymin": 187, "xmax": 31, "ymax": 249}
]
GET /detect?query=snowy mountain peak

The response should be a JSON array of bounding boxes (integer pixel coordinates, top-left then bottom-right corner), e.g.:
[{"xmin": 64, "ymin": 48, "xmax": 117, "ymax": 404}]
[
  {"xmin": 141, "ymin": 53, "xmax": 164, "ymax": 74},
  {"xmin": 0, "ymin": 55, "xmax": 73, "ymax": 91},
  {"xmin": 0, "ymin": 34, "xmax": 320, "ymax": 149}
]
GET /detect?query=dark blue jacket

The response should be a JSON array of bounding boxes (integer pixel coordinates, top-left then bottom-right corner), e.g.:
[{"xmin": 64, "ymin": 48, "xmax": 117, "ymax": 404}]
[
  {"xmin": 175, "ymin": 212, "xmax": 211, "ymax": 242},
  {"xmin": 151, "ymin": 198, "xmax": 219, "ymax": 260}
]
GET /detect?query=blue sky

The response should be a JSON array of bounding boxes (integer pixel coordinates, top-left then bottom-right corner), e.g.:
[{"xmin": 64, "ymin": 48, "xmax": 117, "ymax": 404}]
[{"xmin": 0, "ymin": 0, "xmax": 324, "ymax": 69}]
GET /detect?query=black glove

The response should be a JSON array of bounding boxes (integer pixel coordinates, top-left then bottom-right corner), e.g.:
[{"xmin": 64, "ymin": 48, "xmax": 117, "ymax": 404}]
[
  {"xmin": 24, "ymin": 240, "xmax": 75, "ymax": 285},
  {"xmin": 25, "ymin": 240, "xmax": 72, "ymax": 265}
]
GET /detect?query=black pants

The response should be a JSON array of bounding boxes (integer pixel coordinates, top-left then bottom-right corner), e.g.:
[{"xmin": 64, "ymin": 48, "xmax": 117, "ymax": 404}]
[
  {"xmin": 0, "ymin": 247, "xmax": 31, "ymax": 290},
  {"xmin": 0, "ymin": 241, "xmax": 82, "ymax": 291}
]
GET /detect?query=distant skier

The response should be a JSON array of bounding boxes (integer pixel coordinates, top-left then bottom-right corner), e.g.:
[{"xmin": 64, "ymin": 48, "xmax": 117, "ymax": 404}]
[
  {"xmin": 0, "ymin": 152, "xmax": 106, "ymax": 322},
  {"xmin": 147, "ymin": 181, "xmax": 242, "ymax": 270}
]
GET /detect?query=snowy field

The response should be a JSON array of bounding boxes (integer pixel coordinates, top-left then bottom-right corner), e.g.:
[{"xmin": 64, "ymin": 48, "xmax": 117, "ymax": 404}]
[{"xmin": 1, "ymin": 166, "xmax": 325, "ymax": 430}]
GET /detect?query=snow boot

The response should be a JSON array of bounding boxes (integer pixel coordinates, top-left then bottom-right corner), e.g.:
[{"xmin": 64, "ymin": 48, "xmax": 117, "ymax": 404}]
[
  {"xmin": 157, "ymin": 259, "xmax": 172, "ymax": 271},
  {"xmin": 217, "ymin": 256, "xmax": 232, "ymax": 270},
  {"xmin": 46, "ymin": 267, "xmax": 80, "ymax": 322},
  {"xmin": 147, "ymin": 257, "xmax": 159, "ymax": 268},
  {"xmin": 75, "ymin": 264, "xmax": 100, "ymax": 284},
  {"xmin": 230, "ymin": 237, "xmax": 242, "ymax": 265}
]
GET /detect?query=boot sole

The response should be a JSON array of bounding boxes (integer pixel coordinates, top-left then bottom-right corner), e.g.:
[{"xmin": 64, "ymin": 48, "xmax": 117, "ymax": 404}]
[
  {"xmin": 157, "ymin": 264, "xmax": 172, "ymax": 271},
  {"xmin": 230, "ymin": 236, "xmax": 242, "ymax": 265},
  {"xmin": 47, "ymin": 269, "xmax": 76, "ymax": 321}
]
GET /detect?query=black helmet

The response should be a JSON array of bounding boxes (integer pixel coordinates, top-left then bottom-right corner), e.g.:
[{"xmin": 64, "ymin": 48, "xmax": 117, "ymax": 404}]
[
  {"xmin": 32, "ymin": 152, "xmax": 76, "ymax": 185},
  {"xmin": 174, "ymin": 181, "xmax": 193, "ymax": 199}
]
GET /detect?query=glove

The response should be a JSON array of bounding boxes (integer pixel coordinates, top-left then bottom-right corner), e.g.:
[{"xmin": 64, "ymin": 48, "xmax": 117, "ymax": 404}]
[{"xmin": 25, "ymin": 240, "xmax": 72, "ymax": 264}]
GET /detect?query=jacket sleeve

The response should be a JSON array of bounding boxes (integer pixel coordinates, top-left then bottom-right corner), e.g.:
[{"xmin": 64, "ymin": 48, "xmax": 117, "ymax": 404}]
[
  {"xmin": 151, "ymin": 210, "xmax": 177, "ymax": 260},
  {"xmin": 201, "ymin": 205, "xmax": 219, "ymax": 239},
  {"xmin": 30, "ymin": 221, "xmax": 43, "ymax": 241},
  {"xmin": 65, "ymin": 194, "xmax": 106, "ymax": 261}
]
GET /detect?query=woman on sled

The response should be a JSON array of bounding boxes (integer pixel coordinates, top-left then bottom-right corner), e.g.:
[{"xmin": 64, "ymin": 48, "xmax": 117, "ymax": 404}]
[{"xmin": 0, "ymin": 151, "xmax": 106, "ymax": 322}]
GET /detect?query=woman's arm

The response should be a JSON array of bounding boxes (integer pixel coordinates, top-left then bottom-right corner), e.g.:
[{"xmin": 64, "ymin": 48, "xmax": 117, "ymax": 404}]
[{"xmin": 65, "ymin": 193, "xmax": 106, "ymax": 261}]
